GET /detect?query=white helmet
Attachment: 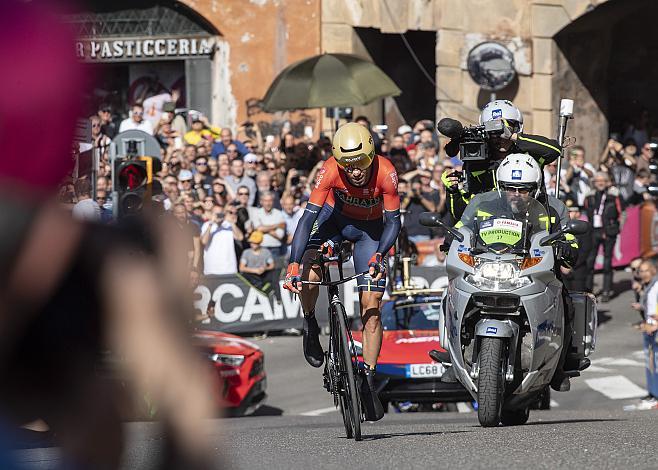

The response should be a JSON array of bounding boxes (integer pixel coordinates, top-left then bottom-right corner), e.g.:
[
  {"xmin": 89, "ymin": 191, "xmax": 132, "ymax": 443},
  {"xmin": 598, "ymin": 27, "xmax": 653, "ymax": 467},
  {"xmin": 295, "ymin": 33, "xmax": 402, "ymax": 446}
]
[
  {"xmin": 480, "ymin": 100, "xmax": 524, "ymax": 133},
  {"xmin": 496, "ymin": 153, "xmax": 541, "ymax": 198}
]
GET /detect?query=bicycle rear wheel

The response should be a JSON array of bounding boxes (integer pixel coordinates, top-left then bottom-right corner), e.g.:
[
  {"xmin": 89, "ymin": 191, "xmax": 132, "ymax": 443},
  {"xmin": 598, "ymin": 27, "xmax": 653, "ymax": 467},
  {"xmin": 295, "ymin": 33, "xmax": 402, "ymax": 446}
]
[{"xmin": 336, "ymin": 302, "xmax": 362, "ymax": 441}]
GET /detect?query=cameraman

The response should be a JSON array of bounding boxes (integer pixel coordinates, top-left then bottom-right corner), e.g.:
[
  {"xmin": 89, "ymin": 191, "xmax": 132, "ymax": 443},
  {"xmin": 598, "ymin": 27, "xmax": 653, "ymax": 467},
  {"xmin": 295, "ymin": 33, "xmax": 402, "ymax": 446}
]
[{"xmin": 441, "ymin": 100, "xmax": 561, "ymax": 221}]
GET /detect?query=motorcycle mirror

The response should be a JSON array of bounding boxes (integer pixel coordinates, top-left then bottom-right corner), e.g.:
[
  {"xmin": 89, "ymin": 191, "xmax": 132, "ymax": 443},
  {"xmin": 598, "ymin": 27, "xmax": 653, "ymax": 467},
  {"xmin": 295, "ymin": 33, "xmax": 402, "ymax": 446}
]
[
  {"xmin": 419, "ymin": 212, "xmax": 464, "ymax": 242},
  {"xmin": 564, "ymin": 219, "xmax": 589, "ymax": 235}
]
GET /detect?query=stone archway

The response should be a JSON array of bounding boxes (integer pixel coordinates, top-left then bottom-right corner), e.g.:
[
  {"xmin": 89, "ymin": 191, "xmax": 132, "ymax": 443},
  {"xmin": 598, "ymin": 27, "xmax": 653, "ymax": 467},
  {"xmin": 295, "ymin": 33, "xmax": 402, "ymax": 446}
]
[{"xmin": 521, "ymin": 0, "xmax": 658, "ymax": 159}]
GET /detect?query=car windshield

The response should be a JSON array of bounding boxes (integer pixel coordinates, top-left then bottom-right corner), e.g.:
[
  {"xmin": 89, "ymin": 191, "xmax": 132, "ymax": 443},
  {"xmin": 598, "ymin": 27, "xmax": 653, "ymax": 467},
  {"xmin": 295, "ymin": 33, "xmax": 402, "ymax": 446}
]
[
  {"xmin": 459, "ymin": 191, "xmax": 550, "ymax": 251},
  {"xmin": 382, "ymin": 301, "xmax": 441, "ymax": 330}
]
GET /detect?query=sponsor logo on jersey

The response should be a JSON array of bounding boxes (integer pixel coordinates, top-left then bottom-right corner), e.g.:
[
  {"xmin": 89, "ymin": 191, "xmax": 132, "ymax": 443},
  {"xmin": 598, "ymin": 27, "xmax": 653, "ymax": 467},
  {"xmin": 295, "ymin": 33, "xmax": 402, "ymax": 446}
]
[
  {"xmin": 335, "ymin": 190, "xmax": 381, "ymax": 208},
  {"xmin": 511, "ymin": 169, "xmax": 522, "ymax": 180},
  {"xmin": 390, "ymin": 171, "xmax": 398, "ymax": 189},
  {"xmin": 314, "ymin": 166, "xmax": 326, "ymax": 189},
  {"xmin": 492, "ymin": 108, "xmax": 503, "ymax": 119}
]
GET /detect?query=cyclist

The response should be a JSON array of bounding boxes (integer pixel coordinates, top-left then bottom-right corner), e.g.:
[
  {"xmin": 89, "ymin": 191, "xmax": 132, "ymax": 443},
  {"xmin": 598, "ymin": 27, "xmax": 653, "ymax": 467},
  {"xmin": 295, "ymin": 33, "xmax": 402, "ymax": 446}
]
[
  {"xmin": 442, "ymin": 100, "xmax": 562, "ymax": 221},
  {"xmin": 283, "ymin": 122, "xmax": 401, "ymax": 422}
]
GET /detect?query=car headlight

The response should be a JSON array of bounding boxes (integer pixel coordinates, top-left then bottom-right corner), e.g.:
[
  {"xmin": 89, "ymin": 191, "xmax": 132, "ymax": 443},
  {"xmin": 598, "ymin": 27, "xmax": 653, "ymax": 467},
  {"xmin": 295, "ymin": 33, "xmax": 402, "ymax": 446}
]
[
  {"xmin": 209, "ymin": 353, "xmax": 245, "ymax": 366},
  {"xmin": 465, "ymin": 260, "xmax": 531, "ymax": 292}
]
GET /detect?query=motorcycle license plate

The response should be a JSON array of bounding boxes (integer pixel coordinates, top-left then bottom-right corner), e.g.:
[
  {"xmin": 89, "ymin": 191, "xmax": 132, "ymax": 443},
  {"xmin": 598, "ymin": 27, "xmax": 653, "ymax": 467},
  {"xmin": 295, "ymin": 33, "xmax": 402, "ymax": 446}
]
[{"xmin": 407, "ymin": 363, "xmax": 444, "ymax": 378}]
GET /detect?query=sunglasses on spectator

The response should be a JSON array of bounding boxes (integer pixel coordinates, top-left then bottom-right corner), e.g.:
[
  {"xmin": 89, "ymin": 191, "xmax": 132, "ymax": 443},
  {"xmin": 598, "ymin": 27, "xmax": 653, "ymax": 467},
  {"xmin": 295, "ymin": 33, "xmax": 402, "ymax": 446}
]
[
  {"xmin": 196, "ymin": 161, "xmax": 207, "ymax": 166},
  {"xmin": 92, "ymin": 123, "xmax": 100, "ymax": 128},
  {"xmin": 227, "ymin": 149, "xmax": 238, "ymax": 153},
  {"xmin": 133, "ymin": 111, "xmax": 143, "ymax": 116},
  {"xmin": 238, "ymin": 191, "xmax": 249, "ymax": 196}
]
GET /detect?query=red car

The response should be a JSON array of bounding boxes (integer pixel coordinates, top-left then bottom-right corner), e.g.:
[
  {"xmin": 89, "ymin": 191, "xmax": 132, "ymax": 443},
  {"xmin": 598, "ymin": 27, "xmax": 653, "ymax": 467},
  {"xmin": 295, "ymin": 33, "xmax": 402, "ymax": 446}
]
[
  {"xmin": 352, "ymin": 294, "xmax": 471, "ymax": 411},
  {"xmin": 194, "ymin": 331, "xmax": 267, "ymax": 416}
]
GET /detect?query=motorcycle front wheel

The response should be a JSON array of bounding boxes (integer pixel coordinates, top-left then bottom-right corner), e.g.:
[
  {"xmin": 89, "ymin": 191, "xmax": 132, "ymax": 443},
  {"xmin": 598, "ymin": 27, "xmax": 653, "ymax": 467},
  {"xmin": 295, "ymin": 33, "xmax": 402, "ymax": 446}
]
[{"xmin": 477, "ymin": 337, "xmax": 506, "ymax": 427}]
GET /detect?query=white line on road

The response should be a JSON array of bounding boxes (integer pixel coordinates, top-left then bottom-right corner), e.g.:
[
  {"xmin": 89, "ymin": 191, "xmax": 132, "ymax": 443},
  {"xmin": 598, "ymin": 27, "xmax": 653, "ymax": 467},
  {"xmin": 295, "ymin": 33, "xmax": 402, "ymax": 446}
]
[
  {"xmin": 586, "ymin": 365, "xmax": 614, "ymax": 373},
  {"xmin": 550, "ymin": 399, "xmax": 560, "ymax": 408},
  {"xmin": 585, "ymin": 375, "xmax": 647, "ymax": 400},
  {"xmin": 300, "ymin": 406, "xmax": 337, "ymax": 416},
  {"xmin": 456, "ymin": 402, "xmax": 472, "ymax": 413},
  {"xmin": 605, "ymin": 358, "xmax": 644, "ymax": 367}
]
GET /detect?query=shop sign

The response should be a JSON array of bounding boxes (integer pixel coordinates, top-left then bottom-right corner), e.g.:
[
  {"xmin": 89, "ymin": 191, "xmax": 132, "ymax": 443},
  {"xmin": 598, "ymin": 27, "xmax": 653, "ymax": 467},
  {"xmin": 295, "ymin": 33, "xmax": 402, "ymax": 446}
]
[{"xmin": 76, "ymin": 36, "xmax": 215, "ymax": 62}]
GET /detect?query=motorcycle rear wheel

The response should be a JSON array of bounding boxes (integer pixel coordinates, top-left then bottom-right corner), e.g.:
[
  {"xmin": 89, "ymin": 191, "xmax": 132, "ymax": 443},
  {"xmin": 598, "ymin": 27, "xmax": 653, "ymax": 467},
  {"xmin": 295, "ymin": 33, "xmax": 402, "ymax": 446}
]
[{"xmin": 477, "ymin": 337, "xmax": 506, "ymax": 427}]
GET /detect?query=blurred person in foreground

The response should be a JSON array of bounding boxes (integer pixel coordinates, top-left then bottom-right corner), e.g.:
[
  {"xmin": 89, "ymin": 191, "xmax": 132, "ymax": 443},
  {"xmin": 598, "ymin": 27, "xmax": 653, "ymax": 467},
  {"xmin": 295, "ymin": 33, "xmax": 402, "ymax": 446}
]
[{"xmin": 0, "ymin": 3, "xmax": 218, "ymax": 468}]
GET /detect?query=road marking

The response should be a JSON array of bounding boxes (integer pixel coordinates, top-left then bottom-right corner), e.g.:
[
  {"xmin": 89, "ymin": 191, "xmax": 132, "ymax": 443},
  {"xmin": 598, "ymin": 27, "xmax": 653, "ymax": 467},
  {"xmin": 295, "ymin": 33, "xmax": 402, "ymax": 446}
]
[
  {"xmin": 584, "ymin": 375, "xmax": 647, "ymax": 400},
  {"xmin": 586, "ymin": 365, "xmax": 614, "ymax": 373},
  {"xmin": 632, "ymin": 350, "xmax": 645, "ymax": 359},
  {"xmin": 550, "ymin": 399, "xmax": 559, "ymax": 408},
  {"xmin": 605, "ymin": 358, "xmax": 644, "ymax": 367},
  {"xmin": 300, "ymin": 406, "xmax": 337, "ymax": 416},
  {"xmin": 456, "ymin": 402, "xmax": 472, "ymax": 413}
]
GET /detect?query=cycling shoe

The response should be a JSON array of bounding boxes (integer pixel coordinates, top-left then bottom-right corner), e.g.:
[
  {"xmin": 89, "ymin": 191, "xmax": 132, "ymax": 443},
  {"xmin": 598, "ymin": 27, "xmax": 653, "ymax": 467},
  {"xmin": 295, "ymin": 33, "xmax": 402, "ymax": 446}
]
[
  {"xmin": 360, "ymin": 367, "xmax": 384, "ymax": 422},
  {"xmin": 302, "ymin": 314, "xmax": 324, "ymax": 368}
]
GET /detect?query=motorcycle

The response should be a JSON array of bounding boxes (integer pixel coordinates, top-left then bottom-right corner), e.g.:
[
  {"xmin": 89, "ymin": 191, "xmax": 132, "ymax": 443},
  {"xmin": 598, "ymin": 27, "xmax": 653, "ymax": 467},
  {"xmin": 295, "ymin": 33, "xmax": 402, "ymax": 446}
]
[{"xmin": 420, "ymin": 193, "xmax": 597, "ymax": 426}]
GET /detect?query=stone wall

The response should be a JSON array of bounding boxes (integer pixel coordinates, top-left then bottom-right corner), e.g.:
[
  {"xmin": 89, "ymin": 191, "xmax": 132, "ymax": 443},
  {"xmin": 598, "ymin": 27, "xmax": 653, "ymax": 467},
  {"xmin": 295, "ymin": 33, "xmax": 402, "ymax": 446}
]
[
  {"xmin": 181, "ymin": 0, "xmax": 321, "ymax": 129},
  {"xmin": 321, "ymin": 0, "xmax": 614, "ymax": 159}
]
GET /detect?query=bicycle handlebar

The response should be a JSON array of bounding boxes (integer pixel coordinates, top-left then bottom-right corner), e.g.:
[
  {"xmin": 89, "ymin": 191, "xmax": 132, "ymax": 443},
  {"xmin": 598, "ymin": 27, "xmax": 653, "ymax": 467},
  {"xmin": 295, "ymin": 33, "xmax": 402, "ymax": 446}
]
[{"xmin": 301, "ymin": 271, "xmax": 369, "ymax": 287}]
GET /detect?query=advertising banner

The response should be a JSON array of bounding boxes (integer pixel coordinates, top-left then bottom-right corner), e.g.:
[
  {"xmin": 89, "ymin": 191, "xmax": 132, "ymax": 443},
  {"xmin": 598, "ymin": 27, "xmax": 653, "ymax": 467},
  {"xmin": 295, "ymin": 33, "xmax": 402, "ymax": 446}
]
[
  {"xmin": 595, "ymin": 205, "xmax": 641, "ymax": 269},
  {"xmin": 194, "ymin": 266, "xmax": 448, "ymax": 334}
]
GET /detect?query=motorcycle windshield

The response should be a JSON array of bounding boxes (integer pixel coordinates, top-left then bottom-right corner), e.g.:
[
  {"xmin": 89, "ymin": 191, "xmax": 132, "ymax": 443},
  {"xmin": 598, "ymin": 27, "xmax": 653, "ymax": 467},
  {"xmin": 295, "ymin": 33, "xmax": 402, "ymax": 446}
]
[{"xmin": 460, "ymin": 191, "xmax": 550, "ymax": 252}]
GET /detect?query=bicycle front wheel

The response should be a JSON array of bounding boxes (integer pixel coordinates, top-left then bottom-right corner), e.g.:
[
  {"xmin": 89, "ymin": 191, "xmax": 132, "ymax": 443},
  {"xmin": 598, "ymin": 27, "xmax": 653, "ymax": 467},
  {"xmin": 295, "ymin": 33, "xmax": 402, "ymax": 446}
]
[{"xmin": 336, "ymin": 302, "xmax": 362, "ymax": 441}]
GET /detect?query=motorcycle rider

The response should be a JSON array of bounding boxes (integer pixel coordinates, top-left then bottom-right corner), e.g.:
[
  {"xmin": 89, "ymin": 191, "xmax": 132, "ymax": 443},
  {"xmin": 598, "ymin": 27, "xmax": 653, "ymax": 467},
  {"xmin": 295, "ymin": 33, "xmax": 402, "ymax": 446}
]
[
  {"xmin": 442, "ymin": 100, "xmax": 562, "ymax": 222},
  {"xmin": 439, "ymin": 154, "xmax": 579, "ymax": 391},
  {"xmin": 283, "ymin": 122, "xmax": 401, "ymax": 422}
]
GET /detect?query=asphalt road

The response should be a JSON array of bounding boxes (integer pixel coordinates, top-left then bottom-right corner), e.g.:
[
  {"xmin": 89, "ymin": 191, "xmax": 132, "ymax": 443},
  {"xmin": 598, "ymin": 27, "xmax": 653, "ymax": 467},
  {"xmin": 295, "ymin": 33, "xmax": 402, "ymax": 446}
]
[{"xmin": 15, "ymin": 272, "xmax": 658, "ymax": 469}]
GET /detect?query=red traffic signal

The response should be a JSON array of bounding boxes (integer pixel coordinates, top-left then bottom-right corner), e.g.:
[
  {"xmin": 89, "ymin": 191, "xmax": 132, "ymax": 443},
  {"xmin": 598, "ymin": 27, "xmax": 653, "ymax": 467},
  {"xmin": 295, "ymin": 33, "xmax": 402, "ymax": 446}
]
[{"xmin": 118, "ymin": 162, "xmax": 147, "ymax": 191}]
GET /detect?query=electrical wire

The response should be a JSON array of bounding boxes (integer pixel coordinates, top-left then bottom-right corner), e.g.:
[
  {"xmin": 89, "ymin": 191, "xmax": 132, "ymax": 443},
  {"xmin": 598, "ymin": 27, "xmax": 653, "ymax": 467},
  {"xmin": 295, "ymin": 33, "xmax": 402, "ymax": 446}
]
[{"xmin": 381, "ymin": 0, "xmax": 436, "ymax": 87}]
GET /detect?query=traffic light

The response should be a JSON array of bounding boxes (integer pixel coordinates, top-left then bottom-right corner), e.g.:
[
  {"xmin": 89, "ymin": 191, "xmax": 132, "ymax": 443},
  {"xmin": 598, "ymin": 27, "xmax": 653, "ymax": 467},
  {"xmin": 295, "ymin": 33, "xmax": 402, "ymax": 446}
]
[{"xmin": 114, "ymin": 156, "xmax": 162, "ymax": 217}]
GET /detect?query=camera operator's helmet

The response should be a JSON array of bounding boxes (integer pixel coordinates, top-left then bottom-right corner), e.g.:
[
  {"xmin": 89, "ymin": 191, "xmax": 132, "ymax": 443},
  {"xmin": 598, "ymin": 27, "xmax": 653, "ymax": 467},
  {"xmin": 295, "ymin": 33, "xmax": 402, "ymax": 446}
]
[
  {"xmin": 332, "ymin": 122, "xmax": 375, "ymax": 171},
  {"xmin": 496, "ymin": 153, "xmax": 541, "ymax": 198},
  {"xmin": 480, "ymin": 100, "xmax": 524, "ymax": 133}
]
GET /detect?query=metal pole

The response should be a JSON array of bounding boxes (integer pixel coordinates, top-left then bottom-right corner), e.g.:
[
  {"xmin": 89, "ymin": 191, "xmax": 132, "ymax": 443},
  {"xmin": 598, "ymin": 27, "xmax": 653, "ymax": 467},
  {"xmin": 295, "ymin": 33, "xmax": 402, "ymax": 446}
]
[
  {"xmin": 333, "ymin": 106, "xmax": 340, "ymax": 133},
  {"xmin": 555, "ymin": 99, "xmax": 574, "ymax": 198},
  {"xmin": 490, "ymin": 91, "xmax": 497, "ymax": 102},
  {"xmin": 91, "ymin": 146, "xmax": 99, "ymax": 200}
]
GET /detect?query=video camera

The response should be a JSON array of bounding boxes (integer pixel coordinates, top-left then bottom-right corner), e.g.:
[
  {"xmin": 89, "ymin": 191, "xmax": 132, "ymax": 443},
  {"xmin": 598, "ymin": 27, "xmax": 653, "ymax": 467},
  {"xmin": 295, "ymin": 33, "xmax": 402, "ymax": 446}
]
[{"xmin": 436, "ymin": 117, "xmax": 505, "ymax": 193}]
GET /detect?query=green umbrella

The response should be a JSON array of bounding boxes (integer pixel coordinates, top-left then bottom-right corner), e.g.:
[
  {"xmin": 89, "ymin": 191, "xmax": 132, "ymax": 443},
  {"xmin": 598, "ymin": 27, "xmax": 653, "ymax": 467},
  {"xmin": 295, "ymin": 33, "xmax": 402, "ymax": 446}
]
[{"xmin": 262, "ymin": 53, "xmax": 401, "ymax": 112}]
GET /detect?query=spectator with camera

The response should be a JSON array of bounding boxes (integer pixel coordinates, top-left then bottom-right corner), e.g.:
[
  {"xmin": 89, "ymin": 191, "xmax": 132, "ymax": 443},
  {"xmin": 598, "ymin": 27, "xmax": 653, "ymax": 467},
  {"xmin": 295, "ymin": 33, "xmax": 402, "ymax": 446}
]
[
  {"xmin": 97, "ymin": 104, "xmax": 117, "ymax": 139},
  {"xmin": 440, "ymin": 100, "xmax": 561, "ymax": 221},
  {"xmin": 201, "ymin": 205, "xmax": 243, "ymax": 276},
  {"xmin": 184, "ymin": 114, "xmax": 219, "ymax": 145},
  {"xmin": 399, "ymin": 174, "xmax": 440, "ymax": 243},
  {"xmin": 565, "ymin": 146, "xmax": 596, "ymax": 206},
  {"xmin": 584, "ymin": 172, "xmax": 624, "ymax": 302}
]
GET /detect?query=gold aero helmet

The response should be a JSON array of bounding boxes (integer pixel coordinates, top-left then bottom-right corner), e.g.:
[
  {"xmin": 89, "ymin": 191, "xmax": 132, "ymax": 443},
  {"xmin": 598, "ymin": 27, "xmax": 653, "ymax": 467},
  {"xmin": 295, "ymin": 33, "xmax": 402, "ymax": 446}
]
[{"xmin": 332, "ymin": 122, "xmax": 375, "ymax": 170}]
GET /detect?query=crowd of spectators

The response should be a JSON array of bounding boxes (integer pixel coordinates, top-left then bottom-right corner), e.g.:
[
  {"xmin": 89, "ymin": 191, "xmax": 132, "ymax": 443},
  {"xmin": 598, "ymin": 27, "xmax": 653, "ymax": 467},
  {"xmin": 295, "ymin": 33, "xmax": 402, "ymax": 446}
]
[
  {"xmin": 62, "ymin": 102, "xmax": 658, "ymax": 303},
  {"xmin": 67, "ymin": 105, "xmax": 458, "ymax": 291}
]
